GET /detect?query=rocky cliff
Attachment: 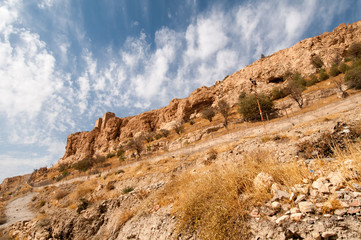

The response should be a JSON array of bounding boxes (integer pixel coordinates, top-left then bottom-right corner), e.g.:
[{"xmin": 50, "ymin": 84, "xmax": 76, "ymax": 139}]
[{"xmin": 60, "ymin": 21, "xmax": 361, "ymax": 164}]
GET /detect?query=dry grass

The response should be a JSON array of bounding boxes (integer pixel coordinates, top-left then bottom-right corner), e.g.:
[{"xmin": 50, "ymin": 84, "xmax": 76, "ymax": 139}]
[
  {"xmin": 146, "ymin": 150, "xmax": 309, "ymax": 240},
  {"xmin": 68, "ymin": 179, "xmax": 97, "ymax": 203},
  {"xmin": 54, "ymin": 189, "xmax": 69, "ymax": 200},
  {"xmin": 118, "ymin": 208, "xmax": 135, "ymax": 227},
  {"xmin": 322, "ymin": 196, "xmax": 342, "ymax": 214}
]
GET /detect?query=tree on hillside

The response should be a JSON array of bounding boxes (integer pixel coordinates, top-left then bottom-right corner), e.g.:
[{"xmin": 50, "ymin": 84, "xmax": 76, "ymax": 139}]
[
  {"xmin": 238, "ymin": 92, "xmax": 275, "ymax": 121},
  {"xmin": 286, "ymin": 73, "xmax": 306, "ymax": 109},
  {"xmin": 173, "ymin": 122, "xmax": 184, "ymax": 135},
  {"xmin": 127, "ymin": 136, "xmax": 144, "ymax": 158},
  {"xmin": 311, "ymin": 55, "xmax": 324, "ymax": 69},
  {"xmin": 201, "ymin": 107, "xmax": 216, "ymax": 122},
  {"xmin": 217, "ymin": 100, "xmax": 230, "ymax": 128},
  {"xmin": 347, "ymin": 42, "xmax": 361, "ymax": 60},
  {"xmin": 345, "ymin": 65, "xmax": 361, "ymax": 89}
]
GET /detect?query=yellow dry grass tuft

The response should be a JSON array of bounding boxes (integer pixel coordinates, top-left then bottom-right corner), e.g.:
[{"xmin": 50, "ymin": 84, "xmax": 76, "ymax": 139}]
[
  {"xmin": 146, "ymin": 150, "xmax": 310, "ymax": 240},
  {"xmin": 118, "ymin": 208, "xmax": 135, "ymax": 227}
]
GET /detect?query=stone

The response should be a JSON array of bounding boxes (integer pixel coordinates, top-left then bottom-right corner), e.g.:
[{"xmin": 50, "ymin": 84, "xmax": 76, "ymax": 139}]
[
  {"xmin": 352, "ymin": 183, "xmax": 361, "ymax": 192},
  {"xmin": 321, "ymin": 231, "xmax": 337, "ymax": 238},
  {"xmin": 312, "ymin": 178, "xmax": 330, "ymax": 193},
  {"xmin": 271, "ymin": 183, "xmax": 282, "ymax": 194},
  {"xmin": 298, "ymin": 201, "xmax": 315, "ymax": 213},
  {"xmin": 276, "ymin": 215, "xmax": 289, "ymax": 224},
  {"xmin": 290, "ymin": 207, "xmax": 300, "ymax": 214},
  {"xmin": 295, "ymin": 194, "xmax": 306, "ymax": 204},
  {"xmin": 327, "ymin": 172, "xmax": 344, "ymax": 186},
  {"xmin": 271, "ymin": 201, "xmax": 281, "ymax": 210},
  {"xmin": 334, "ymin": 209, "xmax": 347, "ymax": 216},
  {"xmin": 349, "ymin": 199, "xmax": 361, "ymax": 207},
  {"xmin": 254, "ymin": 172, "xmax": 274, "ymax": 190},
  {"xmin": 274, "ymin": 190, "xmax": 291, "ymax": 200},
  {"xmin": 290, "ymin": 213, "xmax": 303, "ymax": 221},
  {"xmin": 311, "ymin": 232, "xmax": 322, "ymax": 240}
]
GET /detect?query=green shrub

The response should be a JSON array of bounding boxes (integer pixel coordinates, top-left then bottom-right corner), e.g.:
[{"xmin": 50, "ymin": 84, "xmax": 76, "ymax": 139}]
[
  {"xmin": 306, "ymin": 74, "xmax": 319, "ymax": 86},
  {"xmin": 77, "ymin": 198, "xmax": 89, "ymax": 214},
  {"xmin": 292, "ymin": 72, "xmax": 306, "ymax": 87},
  {"xmin": 311, "ymin": 55, "xmax": 323, "ymax": 69},
  {"xmin": 174, "ymin": 124, "xmax": 184, "ymax": 135},
  {"xmin": 270, "ymin": 87, "xmax": 288, "ymax": 100},
  {"xmin": 329, "ymin": 64, "xmax": 341, "ymax": 77},
  {"xmin": 339, "ymin": 63, "xmax": 350, "ymax": 73},
  {"xmin": 189, "ymin": 119, "xmax": 195, "ymax": 125},
  {"xmin": 318, "ymin": 69, "xmax": 329, "ymax": 81},
  {"xmin": 122, "ymin": 186, "xmax": 134, "ymax": 194},
  {"xmin": 160, "ymin": 129, "xmax": 170, "ymax": 137},
  {"xmin": 238, "ymin": 93, "xmax": 275, "ymax": 121},
  {"xmin": 106, "ymin": 153, "xmax": 115, "ymax": 159},
  {"xmin": 73, "ymin": 157, "xmax": 93, "ymax": 172},
  {"xmin": 345, "ymin": 65, "xmax": 361, "ymax": 89},
  {"xmin": 56, "ymin": 170, "xmax": 70, "ymax": 181}
]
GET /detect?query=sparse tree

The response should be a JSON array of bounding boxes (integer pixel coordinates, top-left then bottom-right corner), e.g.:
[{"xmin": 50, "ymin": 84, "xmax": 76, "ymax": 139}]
[
  {"xmin": 345, "ymin": 65, "xmax": 361, "ymax": 89},
  {"xmin": 332, "ymin": 77, "xmax": 348, "ymax": 98},
  {"xmin": 201, "ymin": 107, "xmax": 215, "ymax": 122},
  {"xmin": 346, "ymin": 42, "xmax": 361, "ymax": 60},
  {"xmin": 174, "ymin": 122, "xmax": 184, "ymax": 135},
  {"xmin": 311, "ymin": 55, "xmax": 324, "ymax": 69},
  {"xmin": 217, "ymin": 100, "xmax": 230, "ymax": 127},
  {"xmin": 286, "ymin": 80, "xmax": 305, "ymax": 109},
  {"xmin": 238, "ymin": 93, "xmax": 275, "ymax": 121},
  {"xmin": 127, "ymin": 136, "xmax": 144, "ymax": 158}
]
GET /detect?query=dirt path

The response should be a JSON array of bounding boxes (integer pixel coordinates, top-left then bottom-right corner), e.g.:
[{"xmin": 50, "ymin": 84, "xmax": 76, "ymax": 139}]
[
  {"xmin": 0, "ymin": 192, "xmax": 38, "ymax": 229},
  {"xmin": 43, "ymin": 92, "xmax": 361, "ymax": 188}
]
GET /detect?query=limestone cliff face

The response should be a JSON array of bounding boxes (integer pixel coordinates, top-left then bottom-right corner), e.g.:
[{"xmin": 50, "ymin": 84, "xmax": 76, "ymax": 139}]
[{"xmin": 60, "ymin": 21, "xmax": 361, "ymax": 164}]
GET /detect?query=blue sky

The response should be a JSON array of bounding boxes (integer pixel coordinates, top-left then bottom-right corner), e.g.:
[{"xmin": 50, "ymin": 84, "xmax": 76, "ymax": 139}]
[{"xmin": 0, "ymin": 0, "xmax": 360, "ymax": 182}]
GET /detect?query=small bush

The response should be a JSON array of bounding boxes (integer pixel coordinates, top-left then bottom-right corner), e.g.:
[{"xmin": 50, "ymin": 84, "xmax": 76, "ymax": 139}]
[
  {"xmin": 201, "ymin": 107, "xmax": 215, "ymax": 122},
  {"xmin": 217, "ymin": 100, "xmax": 230, "ymax": 127},
  {"xmin": 346, "ymin": 42, "xmax": 361, "ymax": 60},
  {"xmin": 311, "ymin": 55, "xmax": 324, "ymax": 69},
  {"xmin": 58, "ymin": 163, "xmax": 69, "ymax": 172},
  {"xmin": 77, "ymin": 198, "xmax": 89, "ymax": 214},
  {"xmin": 318, "ymin": 69, "xmax": 329, "ymax": 81},
  {"xmin": 106, "ymin": 153, "xmax": 115, "ymax": 159},
  {"xmin": 329, "ymin": 64, "xmax": 341, "ymax": 77},
  {"xmin": 56, "ymin": 169, "xmax": 69, "ymax": 182},
  {"xmin": 39, "ymin": 200, "xmax": 46, "ymax": 208},
  {"xmin": 189, "ymin": 119, "xmax": 195, "ymax": 125},
  {"xmin": 37, "ymin": 217, "xmax": 51, "ymax": 227},
  {"xmin": 174, "ymin": 123, "xmax": 184, "ymax": 135},
  {"xmin": 292, "ymin": 72, "xmax": 307, "ymax": 87},
  {"xmin": 73, "ymin": 157, "xmax": 93, "ymax": 172},
  {"xmin": 160, "ymin": 129, "xmax": 170, "ymax": 138},
  {"xmin": 122, "ymin": 186, "xmax": 134, "ymax": 194},
  {"xmin": 54, "ymin": 189, "xmax": 69, "ymax": 200},
  {"xmin": 270, "ymin": 87, "xmax": 288, "ymax": 100},
  {"xmin": 345, "ymin": 65, "xmax": 361, "ymax": 89},
  {"xmin": 306, "ymin": 74, "xmax": 319, "ymax": 86},
  {"xmin": 238, "ymin": 93, "xmax": 275, "ymax": 121},
  {"xmin": 339, "ymin": 62, "xmax": 350, "ymax": 73}
]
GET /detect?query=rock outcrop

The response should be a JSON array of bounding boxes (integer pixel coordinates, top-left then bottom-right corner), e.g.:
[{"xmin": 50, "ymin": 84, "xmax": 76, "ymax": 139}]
[{"xmin": 60, "ymin": 21, "xmax": 361, "ymax": 164}]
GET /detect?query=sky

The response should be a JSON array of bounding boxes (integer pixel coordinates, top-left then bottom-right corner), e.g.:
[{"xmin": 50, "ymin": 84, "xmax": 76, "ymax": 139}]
[{"xmin": 0, "ymin": 0, "xmax": 360, "ymax": 182}]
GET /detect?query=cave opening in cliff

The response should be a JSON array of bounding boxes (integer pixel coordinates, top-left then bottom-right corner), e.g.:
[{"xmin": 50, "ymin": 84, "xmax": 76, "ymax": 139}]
[{"xmin": 268, "ymin": 77, "xmax": 284, "ymax": 84}]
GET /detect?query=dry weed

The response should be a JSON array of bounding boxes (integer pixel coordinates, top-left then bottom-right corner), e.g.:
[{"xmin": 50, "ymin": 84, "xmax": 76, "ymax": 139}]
[
  {"xmin": 148, "ymin": 150, "xmax": 309, "ymax": 240},
  {"xmin": 54, "ymin": 189, "xmax": 69, "ymax": 200},
  {"xmin": 118, "ymin": 208, "xmax": 134, "ymax": 227}
]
